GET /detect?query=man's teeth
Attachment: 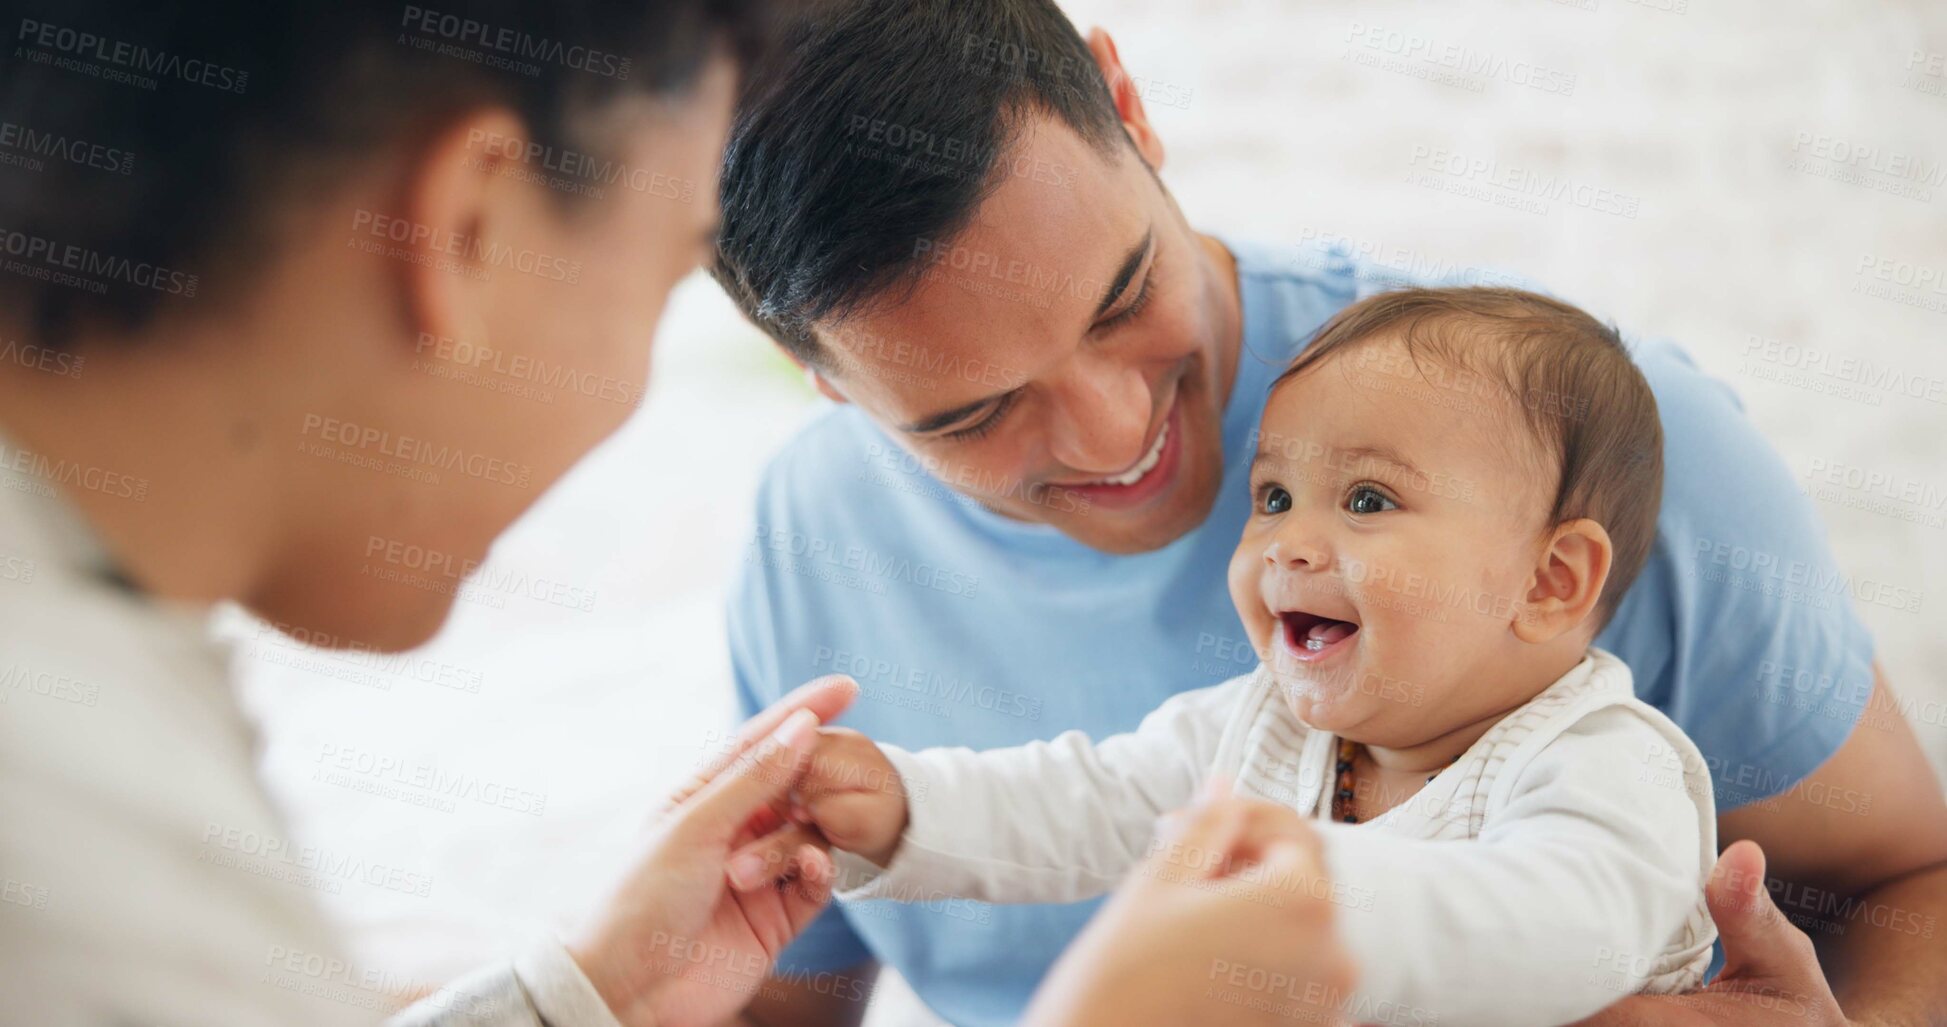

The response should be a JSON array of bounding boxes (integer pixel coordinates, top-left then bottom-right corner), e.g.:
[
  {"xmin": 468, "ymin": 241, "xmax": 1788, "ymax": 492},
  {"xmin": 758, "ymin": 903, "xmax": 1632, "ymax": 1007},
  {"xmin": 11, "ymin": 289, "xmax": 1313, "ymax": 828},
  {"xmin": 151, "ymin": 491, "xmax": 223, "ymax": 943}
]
[
  {"xmin": 1302, "ymin": 620, "xmax": 1355, "ymax": 651},
  {"xmin": 1089, "ymin": 421, "xmax": 1169, "ymax": 487}
]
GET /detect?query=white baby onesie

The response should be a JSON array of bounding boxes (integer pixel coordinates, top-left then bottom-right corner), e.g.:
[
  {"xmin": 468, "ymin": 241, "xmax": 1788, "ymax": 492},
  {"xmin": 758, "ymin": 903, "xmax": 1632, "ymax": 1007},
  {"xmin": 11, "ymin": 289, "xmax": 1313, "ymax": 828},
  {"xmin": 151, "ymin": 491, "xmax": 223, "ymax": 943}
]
[{"xmin": 835, "ymin": 649, "xmax": 1718, "ymax": 1027}]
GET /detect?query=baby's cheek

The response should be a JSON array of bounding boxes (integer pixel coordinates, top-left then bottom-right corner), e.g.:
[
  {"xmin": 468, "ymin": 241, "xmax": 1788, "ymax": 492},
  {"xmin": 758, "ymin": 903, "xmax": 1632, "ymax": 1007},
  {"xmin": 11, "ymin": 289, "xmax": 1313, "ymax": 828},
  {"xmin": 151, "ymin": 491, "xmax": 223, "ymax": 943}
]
[{"xmin": 1226, "ymin": 542, "xmax": 1265, "ymax": 639}]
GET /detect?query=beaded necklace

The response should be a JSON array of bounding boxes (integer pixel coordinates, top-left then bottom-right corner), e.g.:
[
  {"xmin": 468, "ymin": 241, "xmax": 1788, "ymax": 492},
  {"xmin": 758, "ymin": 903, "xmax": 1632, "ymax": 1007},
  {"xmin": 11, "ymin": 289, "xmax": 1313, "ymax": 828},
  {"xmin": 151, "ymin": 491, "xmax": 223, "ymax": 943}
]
[{"xmin": 1331, "ymin": 737, "xmax": 1458, "ymax": 824}]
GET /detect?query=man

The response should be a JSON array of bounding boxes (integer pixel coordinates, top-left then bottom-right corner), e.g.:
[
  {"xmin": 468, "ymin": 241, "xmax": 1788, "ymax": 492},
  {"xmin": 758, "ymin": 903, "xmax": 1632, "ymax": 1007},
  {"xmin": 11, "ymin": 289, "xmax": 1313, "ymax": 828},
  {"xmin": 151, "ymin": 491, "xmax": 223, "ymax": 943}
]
[{"xmin": 713, "ymin": 2, "xmax": 1947, "ymax": 1025}]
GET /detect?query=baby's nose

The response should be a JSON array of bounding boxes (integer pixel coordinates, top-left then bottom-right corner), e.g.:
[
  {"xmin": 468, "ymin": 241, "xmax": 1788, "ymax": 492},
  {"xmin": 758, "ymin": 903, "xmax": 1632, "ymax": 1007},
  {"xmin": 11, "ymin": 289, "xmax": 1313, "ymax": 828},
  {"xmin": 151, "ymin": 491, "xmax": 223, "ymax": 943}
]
[{"xmin": 1263, "ymin": 538, "xmax": 1329, "ymax": 570}]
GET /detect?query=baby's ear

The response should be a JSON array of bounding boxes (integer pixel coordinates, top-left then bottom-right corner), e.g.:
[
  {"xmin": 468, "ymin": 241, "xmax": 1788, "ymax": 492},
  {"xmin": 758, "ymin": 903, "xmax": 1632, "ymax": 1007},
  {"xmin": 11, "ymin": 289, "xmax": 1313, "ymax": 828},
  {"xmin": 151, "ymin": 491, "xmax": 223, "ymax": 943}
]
[{"xmin": 1513, "ymin": 519, "xmax": 1613, "ymax": 644}]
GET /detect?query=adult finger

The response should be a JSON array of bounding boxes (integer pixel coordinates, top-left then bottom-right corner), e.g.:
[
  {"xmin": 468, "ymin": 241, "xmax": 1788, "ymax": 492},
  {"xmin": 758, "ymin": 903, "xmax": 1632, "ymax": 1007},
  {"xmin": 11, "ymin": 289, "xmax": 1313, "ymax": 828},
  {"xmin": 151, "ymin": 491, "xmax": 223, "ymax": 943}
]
[
  {"xmin": 781, "ymin": 844, "xmax": 835, "ymax": 936},
  {"xmin": 1223, "ymin": 799, "xmax": 1326, "ymax": 874},
  {"xmin": 726, "ymin": 822, "xmax": 826, "ymax": 892},
  {"xmin": 1713, "ymin": 845, "xmax": 1799, "ymax": 982},
  {"xmin": 1564, "ymin": 995, "xmax": 1706, "ymax": 1027},
  {"xmin": 1147, "ymin": 796, "xmax": 1254, "ymax": 882},
  {"xmin": 664, "ymin": 676, "xmax": 859, "ymax": 811},
  {"xmin": 1707, "ymin": 840, "xmax": 1816, "ymax": 982},
  {"xmin": 670, "ymin": 708, "xmax": 821, "ymax": 846}
]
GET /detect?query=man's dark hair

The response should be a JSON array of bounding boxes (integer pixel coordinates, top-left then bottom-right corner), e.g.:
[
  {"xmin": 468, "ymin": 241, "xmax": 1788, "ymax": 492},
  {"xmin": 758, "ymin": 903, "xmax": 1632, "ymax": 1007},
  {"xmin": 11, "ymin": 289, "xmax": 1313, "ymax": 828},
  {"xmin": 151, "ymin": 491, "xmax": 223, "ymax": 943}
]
[
  {"xmin": 712, "ymin": 0, "xmax": 1125, "ymax": 367},
  {"xmin": 1277, "ymin": 287, "xmax": 1664, "ymax": 628},
  {"xmin": 0, "ymin": 0, "xmax": 774, "ymax": 346}
]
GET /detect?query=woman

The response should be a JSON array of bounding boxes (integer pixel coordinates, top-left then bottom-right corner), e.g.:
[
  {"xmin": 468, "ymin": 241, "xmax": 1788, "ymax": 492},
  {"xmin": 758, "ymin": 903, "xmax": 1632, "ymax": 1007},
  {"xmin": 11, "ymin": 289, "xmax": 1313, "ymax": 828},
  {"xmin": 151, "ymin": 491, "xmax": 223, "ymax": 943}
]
[{"xmin": 0, "ymin": 1, "xmax": 1350, "ymax": 1024}]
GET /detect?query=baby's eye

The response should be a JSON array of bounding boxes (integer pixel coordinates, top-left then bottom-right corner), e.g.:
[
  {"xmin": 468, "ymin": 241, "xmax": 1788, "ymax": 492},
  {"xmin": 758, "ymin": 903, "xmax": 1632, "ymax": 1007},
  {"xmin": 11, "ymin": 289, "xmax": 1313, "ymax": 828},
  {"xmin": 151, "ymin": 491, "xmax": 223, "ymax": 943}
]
[
  {"xmin": 1258, "ymin": 485, "xmax": 1292, "ymax": 515},
  {"xmin": 1345, "ymin": 484, "xmax": 1398, "ymax": 515}
]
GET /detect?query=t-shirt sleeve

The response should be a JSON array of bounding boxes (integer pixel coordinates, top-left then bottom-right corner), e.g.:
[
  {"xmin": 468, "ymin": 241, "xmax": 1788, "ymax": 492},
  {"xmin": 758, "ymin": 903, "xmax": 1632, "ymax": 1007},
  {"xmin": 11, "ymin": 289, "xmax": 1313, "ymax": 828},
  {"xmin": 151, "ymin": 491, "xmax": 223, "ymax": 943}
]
[{"xmin": 1599, "ymin": 339, "xmax": 1879, "ymax": 809}]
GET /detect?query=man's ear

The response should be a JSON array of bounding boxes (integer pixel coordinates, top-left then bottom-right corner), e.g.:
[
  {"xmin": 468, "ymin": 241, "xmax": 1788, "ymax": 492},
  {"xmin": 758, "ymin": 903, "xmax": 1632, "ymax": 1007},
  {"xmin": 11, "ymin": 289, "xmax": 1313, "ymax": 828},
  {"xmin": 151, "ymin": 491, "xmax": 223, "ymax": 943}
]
[
  {"xmin": 1514, "ymin": 518, "xmax": 1613, "ymax": 644},
  {"xmin": 807, "ymin": 366, "xmax": 848, "ymax": 405},
  {"xmin": 395, "ymin": 107, "xmax": 532, "ymax": 350},
  {"xmin": 1084, "ymin": 28, "xmax": 1164, "ymax": 171},
  {"xmin": 776, "ymin": 335, "xmax": 850, "ymax": 405}
]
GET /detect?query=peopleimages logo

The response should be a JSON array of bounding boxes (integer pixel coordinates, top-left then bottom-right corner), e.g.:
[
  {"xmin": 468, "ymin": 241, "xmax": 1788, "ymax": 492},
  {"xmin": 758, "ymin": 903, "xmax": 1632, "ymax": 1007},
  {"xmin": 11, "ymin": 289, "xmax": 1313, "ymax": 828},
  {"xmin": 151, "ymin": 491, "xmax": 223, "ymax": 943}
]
[
  {"xmin": 413, "ymin": 332, "xmax": 642, "ymax": 406},
  {"xmin": 0, "ymin": 437, "xmax": 149, "ymax": 501},
  {"xmin": 0, "ymin": 120, "xmax": 134, "ymax": 174},
  {"xmin": 398, "ymin": 6, "xmax": 631, "ymax": 80},
  {"xmin": 1692, "ymin": 537, "xmax": 1924, "ymax": 613},
  {"xmin": 299, "ymin": 414, "xmax": 534, "ymax": 488},
  {"xmin": 0, "ymin": 227, "xmax": 198, "ymax": 297},
  {"xmin": 349, "ymin": 210, "xmax": 581, "ymax": 284},
  {"xmin": 0, "ymin": 554, "xmax": 35, "ymax": 585},
  {"xmin": 1345, "ymin": 22, "xmax": 1577, "ymax": 96},
  {"xmin": 751, "ymin": 524, "xmax": 981, "ymax": 598},
  {"xmin": 464, "ymin": 129, "xmax": 693, "ymax": 200},
  {"xmin": 199, "ymin": 824, "xmax": 433, "ymax": 898},
  {"xmin": 0, "ymin": 337, "xmax": 85, "ymax": 378},
  {"xmin": 1406, "ymin": 145, "xmax": 1641, "ymax": 218},
  {"xmin": 361, "ymin": 535, "xmax": 598, "ymax": 613},
  {"xmin": 14, "ymin": 18, "xmax": 249, "ymax": 93}
]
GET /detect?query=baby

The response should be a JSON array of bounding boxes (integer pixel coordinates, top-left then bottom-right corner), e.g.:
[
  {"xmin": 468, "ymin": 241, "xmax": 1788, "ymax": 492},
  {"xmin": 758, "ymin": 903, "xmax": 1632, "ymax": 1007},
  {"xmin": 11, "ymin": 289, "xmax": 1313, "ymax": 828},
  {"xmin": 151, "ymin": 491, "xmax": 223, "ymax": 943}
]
[{"xmin": 744, "ymin": 287, "xmax": 1718, "ymax": 1027}]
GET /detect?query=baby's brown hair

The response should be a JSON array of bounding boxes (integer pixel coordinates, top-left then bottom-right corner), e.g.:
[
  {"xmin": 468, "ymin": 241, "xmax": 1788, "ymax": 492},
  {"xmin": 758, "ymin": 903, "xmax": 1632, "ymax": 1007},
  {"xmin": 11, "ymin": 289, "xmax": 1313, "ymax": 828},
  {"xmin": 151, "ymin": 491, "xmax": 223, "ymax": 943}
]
[{"xmin": 1276, "ymin": 287, "xmax": 1663, "ymax": 627}]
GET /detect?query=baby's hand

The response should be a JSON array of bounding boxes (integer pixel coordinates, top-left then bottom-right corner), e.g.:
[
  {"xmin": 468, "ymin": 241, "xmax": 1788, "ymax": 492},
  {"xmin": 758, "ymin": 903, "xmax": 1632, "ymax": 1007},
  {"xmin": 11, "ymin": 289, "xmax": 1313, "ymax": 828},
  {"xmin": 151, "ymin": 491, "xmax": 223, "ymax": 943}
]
[
  {"xmin": 799, "ymin": 727, "xmax": 909, "ymax": 866},
  {"xmin": 725, "ymin": 727, "xmax": 910, "ymax": 891}
]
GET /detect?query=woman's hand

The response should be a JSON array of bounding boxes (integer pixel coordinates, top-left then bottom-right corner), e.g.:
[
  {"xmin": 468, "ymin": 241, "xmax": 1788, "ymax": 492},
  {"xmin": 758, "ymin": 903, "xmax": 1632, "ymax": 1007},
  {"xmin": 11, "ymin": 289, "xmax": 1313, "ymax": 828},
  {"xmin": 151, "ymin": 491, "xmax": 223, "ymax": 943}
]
[
  {"xmin": 568, "ymin": 675, "xmax": 860, "ymax": 1027},
  {"xmin": 1024, "ymin": 788, "xmax": 1358, "ymax": 1027}
]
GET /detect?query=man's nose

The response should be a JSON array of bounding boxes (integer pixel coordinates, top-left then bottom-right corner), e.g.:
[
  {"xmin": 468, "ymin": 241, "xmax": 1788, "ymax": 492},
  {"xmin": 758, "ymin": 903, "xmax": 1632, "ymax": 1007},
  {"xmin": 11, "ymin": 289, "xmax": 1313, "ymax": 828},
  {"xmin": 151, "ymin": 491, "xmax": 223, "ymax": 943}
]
[{"xmin": 1045, "ymin": 357, "xmax": 1152, "ymax": 476}]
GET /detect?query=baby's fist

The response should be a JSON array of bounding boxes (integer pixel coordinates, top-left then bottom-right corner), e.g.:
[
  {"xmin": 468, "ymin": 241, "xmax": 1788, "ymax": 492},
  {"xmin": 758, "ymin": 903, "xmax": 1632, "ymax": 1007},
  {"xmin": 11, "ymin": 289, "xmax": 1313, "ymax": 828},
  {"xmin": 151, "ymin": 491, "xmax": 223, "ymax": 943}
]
[
  {"xmin": 723, "ymin": 726, "xmax": 913, "ymax": 892},
  {"xmin": 798, "ymin": 727, "xmax": 910, "ymax": 868}
]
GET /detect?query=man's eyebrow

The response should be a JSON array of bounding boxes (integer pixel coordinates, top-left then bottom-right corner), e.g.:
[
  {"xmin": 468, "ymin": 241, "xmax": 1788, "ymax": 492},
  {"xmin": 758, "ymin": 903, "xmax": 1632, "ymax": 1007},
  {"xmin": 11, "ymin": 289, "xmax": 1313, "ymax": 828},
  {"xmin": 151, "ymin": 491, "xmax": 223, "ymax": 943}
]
[
  {"xmin": 1092, "ymin": 228, "xmax": 1155, "ymax": 320},
  {"xmin": 899, "ymin": 388, "xmax": 1019, "ymax": 435}
]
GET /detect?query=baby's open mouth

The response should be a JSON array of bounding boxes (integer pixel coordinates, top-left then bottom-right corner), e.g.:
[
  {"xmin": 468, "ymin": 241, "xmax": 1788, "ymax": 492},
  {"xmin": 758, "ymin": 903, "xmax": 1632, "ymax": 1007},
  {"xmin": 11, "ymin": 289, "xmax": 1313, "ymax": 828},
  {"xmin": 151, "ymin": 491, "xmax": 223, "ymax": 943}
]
[{"xmin": 1279, "ymin": 610, "xmax": 1360, "ymax": 659}]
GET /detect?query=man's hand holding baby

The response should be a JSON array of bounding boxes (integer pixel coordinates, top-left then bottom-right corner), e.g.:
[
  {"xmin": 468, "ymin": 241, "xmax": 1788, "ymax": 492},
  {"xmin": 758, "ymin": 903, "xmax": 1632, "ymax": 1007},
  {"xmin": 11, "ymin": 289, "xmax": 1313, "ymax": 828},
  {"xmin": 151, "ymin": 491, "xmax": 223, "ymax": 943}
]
[{"xmin": 725, "ymin": 726, "xmax": 911, "ymax": 891}]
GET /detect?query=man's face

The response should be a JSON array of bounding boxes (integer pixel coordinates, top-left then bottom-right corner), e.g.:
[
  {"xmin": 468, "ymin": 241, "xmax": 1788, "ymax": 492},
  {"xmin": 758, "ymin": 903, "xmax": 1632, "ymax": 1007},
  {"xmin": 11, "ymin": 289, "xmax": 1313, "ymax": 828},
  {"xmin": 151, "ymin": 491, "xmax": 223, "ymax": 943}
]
[{"xmin": 811, "ymin": 115, "xmax": 1241, "ymax": 554}]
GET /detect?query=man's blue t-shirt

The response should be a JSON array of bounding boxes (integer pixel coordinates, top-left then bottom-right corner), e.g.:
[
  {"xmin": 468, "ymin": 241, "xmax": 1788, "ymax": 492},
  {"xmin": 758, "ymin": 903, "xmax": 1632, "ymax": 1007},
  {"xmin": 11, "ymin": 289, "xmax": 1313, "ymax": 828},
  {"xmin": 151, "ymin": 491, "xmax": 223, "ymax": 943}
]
[{"xmin": 727, "ymin": 238, "xmax": 1876, "ymax": 1027}]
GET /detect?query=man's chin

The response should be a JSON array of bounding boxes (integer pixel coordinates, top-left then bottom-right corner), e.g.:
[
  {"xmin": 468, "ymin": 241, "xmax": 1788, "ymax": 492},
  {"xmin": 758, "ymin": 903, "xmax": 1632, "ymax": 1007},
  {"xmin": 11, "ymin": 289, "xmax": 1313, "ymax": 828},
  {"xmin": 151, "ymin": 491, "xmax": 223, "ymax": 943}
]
[
  {"xmin": 1061, "ymin": 517, "xmax": 1199, "ymax": 555},
  {"xmin": 1055, "ymin": 477, "xmax": 1223, "ymax": 555}
]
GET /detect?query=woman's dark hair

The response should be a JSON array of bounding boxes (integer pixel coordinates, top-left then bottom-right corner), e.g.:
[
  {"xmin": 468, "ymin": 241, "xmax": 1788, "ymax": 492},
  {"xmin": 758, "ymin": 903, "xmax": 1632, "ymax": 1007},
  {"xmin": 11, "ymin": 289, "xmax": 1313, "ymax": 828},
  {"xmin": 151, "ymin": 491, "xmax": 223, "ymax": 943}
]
[{"xmin": 0, "ymin": 0, "xmax": 775, "ymax": 345}]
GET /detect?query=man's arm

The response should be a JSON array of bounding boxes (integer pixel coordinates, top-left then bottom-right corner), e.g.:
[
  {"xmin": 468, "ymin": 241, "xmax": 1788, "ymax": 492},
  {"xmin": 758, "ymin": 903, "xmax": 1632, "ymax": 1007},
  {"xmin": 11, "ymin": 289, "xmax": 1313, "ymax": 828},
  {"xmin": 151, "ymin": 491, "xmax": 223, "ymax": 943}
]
[
  {"xmin": 736, "ymin": 960, "xmax": 879, "ymax": 1027},
  {"xmin": 1719, "ymin": 665, "xmax": 1947, "ymax": 1025}
]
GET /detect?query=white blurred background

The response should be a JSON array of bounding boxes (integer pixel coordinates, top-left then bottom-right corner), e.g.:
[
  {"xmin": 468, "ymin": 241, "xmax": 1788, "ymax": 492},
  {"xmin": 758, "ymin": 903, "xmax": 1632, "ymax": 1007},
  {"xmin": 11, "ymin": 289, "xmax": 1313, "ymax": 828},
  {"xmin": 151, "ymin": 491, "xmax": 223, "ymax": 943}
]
[{"xmin": 234, "ymin": 1, "xmax": 1947, "ymax": 1023}]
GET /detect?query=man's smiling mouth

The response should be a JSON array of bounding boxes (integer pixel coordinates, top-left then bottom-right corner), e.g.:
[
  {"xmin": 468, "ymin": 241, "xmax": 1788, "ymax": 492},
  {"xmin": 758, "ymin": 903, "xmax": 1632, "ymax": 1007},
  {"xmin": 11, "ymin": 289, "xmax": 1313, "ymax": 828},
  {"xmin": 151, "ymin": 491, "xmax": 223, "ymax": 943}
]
[
  {"xmin": 1081, "ymin": 416, "xmax": 1169, "ymax": 488},
  {"xmin": 1052, "ymin": 395, "xmax": 1188, "ymax": 511}
]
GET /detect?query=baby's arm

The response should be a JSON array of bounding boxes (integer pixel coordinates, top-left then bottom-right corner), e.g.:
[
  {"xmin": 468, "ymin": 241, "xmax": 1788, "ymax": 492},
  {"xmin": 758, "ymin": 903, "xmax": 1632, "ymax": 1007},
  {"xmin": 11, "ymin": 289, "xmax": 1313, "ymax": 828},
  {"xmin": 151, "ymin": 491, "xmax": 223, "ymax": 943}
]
[
  {"xmin": 784, "ymin": 675, "xmax": 1251, "ymax": 906},
  {"xmin": 1322, "ymin": 704, "xmax": 1716, "ymax": 1027}
]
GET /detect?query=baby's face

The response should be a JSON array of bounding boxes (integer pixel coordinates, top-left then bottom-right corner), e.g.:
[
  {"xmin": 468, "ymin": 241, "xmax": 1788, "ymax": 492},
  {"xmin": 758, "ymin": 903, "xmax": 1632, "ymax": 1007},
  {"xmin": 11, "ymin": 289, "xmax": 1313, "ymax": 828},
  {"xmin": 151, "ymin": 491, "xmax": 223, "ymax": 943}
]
[{"xmin": 1227, "ymin": 334, "xmax": 1560, "ymax": 748}]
